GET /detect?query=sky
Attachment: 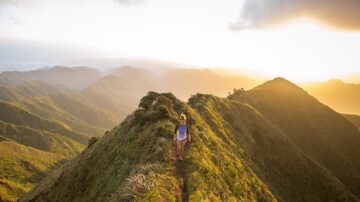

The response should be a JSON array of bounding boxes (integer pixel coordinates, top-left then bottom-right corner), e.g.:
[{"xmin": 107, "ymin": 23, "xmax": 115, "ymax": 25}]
[{"xmin": 0, "ymin": 0, "xmax": 360, "ymax": 81}]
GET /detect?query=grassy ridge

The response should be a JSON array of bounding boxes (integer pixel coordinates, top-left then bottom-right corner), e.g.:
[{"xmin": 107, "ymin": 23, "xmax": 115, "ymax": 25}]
[
  {"xmin": 186, "ymin": 95, "xmax": 276, "ymax": 201},
  {"xmin": 20, "ymin": 79, "xmax": 360, "ymax": 201},
  {"xmin": 21, "ymin": 89, "xmax": 358, "ymax": 201},
  {"xmin": 20, "ymin": 92, "xmax": 184, "ymax": 202},
  {"xmin": 189, "ymin": 93, "xmax": 359, "ymax": 201}
]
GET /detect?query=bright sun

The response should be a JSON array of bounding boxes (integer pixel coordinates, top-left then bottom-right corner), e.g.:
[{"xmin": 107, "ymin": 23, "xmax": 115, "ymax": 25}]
[{"xmin": 189, "ymin": 19, "xmax": 360, "ymax": 82}]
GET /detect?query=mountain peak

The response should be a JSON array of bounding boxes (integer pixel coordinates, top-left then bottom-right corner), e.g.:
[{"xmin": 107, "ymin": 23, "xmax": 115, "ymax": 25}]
[
  {"xmin": 257, "ymin": 77, "xmax": 299, "ymax": 89},
  {"xmin": 247, "ymin": 77, "xmax": 311, "ymax": 98},
  {"xmin": 228, "ymin": 77, "xmax": 307, "ymax": 101}
]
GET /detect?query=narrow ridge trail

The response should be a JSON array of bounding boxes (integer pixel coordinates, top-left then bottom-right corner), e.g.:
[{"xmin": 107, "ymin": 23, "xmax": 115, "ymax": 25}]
[{"xmin": 172, "ymin": 142, "xmax": 189, "ymax": 202}]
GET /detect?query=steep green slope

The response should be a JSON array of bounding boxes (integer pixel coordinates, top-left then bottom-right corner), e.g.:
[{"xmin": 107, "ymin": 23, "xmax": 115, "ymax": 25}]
[
  {"xmin": 0, "ymin": 82, "xmax": 89, "ymax": 202},
  {"xmin": 0, "ymin": 82, "xmax": 110, "ymax": 137},
  {"xmin": 0, "ymin": 101, "xmax": 88, "ymax": 145},
  {"xmin": 21, "ymin": 89, "xmax": 360, "ymax": 201},
  {"xmin": 20, "ymin": 92, "xmax": 184, "ymax": 202},
  {"xmin": 16, "ymin": 95, "xmax": 106, "ymax": 137},
  {"xmin": 229, "ymin": 77, "xmax": 360, "ymax": 198},
  {"xmin": 0, "ymin": 138, "xmax": 65, "ymax": 202},
  {"xmin": 0, "ymin": 121, "xmax": 83, "ymax": 157},
  {"xmin": 188, "ymin": 93, "xmax": 358, "ymax": 201}
]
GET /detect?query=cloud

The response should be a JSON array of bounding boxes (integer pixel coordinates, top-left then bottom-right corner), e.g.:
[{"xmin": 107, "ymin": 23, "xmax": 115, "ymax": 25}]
[
  {"xmin": 114, "ymin": 0, "xmax": 145, "ymax": 6},
  {"xmin": 230, "ymin": 0, "xmax": 360, "ymax": 30},
  {"xmin": 0, "ymin": 0, "xmax": 38, "ymax": 8}
]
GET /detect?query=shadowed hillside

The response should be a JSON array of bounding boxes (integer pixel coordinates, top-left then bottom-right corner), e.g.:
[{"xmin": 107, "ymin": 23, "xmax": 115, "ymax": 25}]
[
  {"xmin": 229, "ymin": 78, "xmax": 360, "ymax": 198},
  {"xmin": 344, "ymin": 114, "xmax": 360, "ymax": 130},
  {"xmin": 20, "ymin": 79, "xmax": 360, "ymax": 202}
]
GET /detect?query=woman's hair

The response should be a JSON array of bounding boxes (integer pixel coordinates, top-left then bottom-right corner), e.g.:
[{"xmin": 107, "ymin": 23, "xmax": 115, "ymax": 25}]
[{"xmin": 179, "ymin": 113, "xmax": 186, "ymax": 121}]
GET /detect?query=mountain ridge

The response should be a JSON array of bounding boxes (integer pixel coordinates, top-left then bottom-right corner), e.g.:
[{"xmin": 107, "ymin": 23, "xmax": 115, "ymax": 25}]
[{"xmin": 20, "ymin": 78, "xmax": 360, "ymax": 201}]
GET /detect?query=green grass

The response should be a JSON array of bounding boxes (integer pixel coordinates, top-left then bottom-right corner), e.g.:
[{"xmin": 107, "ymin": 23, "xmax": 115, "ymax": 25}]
[
  {"xmin": 0, "ymin": 101, "xmax": 89, "ymax": 144},
  {"xmin": 0, "ymin": 121, "xmax": 84, "ymax": 157},
  {"xmin": 0, "ymin": 82, "xmax": 113, "ymax": 138},
  {"xmin": 0, "ymin": 140, "xmax": 65, "ymax": 202}
]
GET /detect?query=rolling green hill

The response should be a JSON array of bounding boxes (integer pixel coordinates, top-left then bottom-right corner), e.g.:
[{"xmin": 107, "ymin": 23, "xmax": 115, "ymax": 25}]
[
  {"xmin": 0, "ymin": 101, "xmax": 88, "ymax": 145},
  {"xmin": 0, "ymin": 81, "xmax": 112, "ymax": 138},
  {"xmin": 0, "ymin": 121, "xmax": 83, "ymax": 157},
  {"xmin": 0, "ymin": 101, "xmax": 85, "ymax": 201},
  {"xmin": 0, "ymin": 138, "xmax": 65, "ymax": 202},
  {"xmin": 20, "ymin": 80, "xmax": 360, "ymax": 201}
]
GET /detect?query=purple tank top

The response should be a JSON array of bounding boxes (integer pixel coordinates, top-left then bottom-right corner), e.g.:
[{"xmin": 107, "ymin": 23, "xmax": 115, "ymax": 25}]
[{"xmin": 177, "ymin": 125, "xmax": 188, "ymax": 140}]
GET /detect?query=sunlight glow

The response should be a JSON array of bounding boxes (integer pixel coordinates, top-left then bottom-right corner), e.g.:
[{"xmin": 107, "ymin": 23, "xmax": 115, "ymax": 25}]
[{"xmin": 1, "ymin": 1, "xmax": 360, "ymax": 82}]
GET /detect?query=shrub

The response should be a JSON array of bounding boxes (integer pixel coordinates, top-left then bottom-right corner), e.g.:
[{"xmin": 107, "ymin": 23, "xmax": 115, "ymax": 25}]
[
  {"xmin": 139, "ymin": 91, "xmax": 160, "ymax": 110},
  {"xmin": 87, "ymin": 136, "xmax": 99, "ymax": 148}
]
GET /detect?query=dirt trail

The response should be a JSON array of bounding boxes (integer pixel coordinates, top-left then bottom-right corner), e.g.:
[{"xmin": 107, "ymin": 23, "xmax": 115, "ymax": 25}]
[{"xmin": 172, "ymin": 142, "xmax": 189, "ymax": 202}]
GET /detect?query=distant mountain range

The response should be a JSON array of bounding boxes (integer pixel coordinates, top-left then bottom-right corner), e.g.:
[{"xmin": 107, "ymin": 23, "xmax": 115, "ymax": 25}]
[
  {"xmin": 20, "ymin": 78, "xmax": 360, "ymax": 202},
  {"xmin": 0, "ymin": 65, "xmax": 259, "ymax": 201},
  {"xmin": 1, "ymin": 65, "xmax": 360, "ymax": 201},
  {"xmin": 303, "ymin": 79, "xmax": 360, "ymax": 114},
  {"xmin": 0, "ymin": 66, "xmax": 103, "ymax": 90}
]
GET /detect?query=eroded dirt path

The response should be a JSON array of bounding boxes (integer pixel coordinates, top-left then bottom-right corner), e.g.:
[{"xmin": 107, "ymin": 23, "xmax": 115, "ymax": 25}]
[{"xmin": 172, "ymin": 142, "xmax": 189, "ymax": 202}]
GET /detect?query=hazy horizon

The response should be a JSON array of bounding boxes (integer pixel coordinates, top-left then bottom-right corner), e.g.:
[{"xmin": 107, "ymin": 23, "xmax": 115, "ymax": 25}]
[
  {"xmin": 1, "ymin": 59, "xmax": 360, "ymax": 84},
  {"xmin": 1, "ymin": 0, "xmax": 360, "ymax": 82}
]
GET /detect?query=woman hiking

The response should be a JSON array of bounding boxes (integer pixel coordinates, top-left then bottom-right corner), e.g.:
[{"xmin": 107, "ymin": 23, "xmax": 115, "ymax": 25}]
[{"xmin": 174, "ymin": 113, "xmax": 191, "ymax": 161}]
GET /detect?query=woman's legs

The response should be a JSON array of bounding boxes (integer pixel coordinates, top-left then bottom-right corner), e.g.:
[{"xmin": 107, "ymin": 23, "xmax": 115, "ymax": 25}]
[
  {"xmin": 175, "ymin": 139, "xmax": 187, "ymax": 160},
  {"xmin": 179, "ymin": 139, "xmax": 187, "ymax": 160},
  {"xmin": 176, "ymin": 140, "xmax": 181, "ymax": 157}
]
